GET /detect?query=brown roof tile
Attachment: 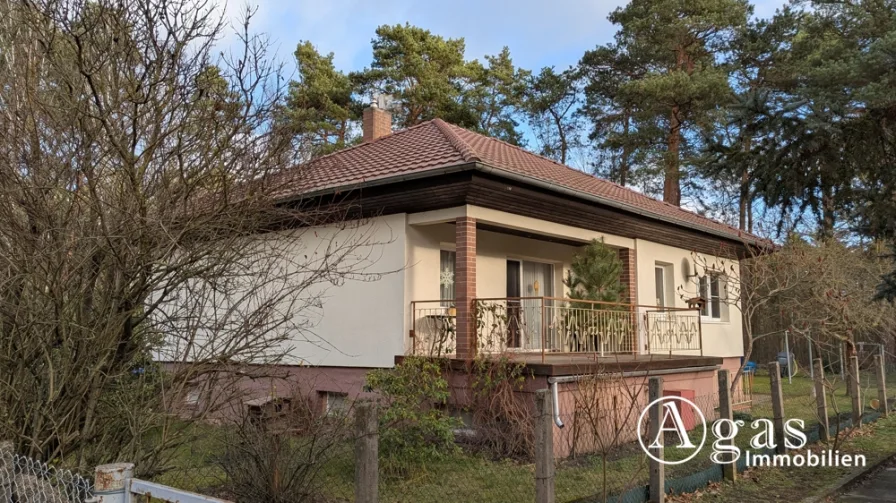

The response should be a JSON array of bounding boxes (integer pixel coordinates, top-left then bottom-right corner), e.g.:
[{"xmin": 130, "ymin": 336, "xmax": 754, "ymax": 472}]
[{"xmin": 277, "ymin": 118, "xmax": 758, "ymax": 243}]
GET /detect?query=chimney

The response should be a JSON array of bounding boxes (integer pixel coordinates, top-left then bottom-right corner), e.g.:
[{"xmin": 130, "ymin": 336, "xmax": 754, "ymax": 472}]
[{"xmin": 362, "ymin": 105, "xmax": 392, "ymax": 143}]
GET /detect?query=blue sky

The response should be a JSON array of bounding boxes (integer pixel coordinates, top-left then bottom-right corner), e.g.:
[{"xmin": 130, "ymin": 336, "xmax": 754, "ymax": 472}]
[{"xmin": 215, "ymin": 0, "xmax": 788, "ymax": 75}]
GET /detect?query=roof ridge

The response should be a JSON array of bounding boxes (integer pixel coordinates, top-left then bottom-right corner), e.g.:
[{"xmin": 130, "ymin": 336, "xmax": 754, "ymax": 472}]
[{"xmin": 432, "ymin": 118, "xmax": 482, "ymax": 163}]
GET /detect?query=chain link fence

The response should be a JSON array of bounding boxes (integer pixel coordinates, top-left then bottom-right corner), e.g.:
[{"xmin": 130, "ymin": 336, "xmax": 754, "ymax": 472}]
[{"xmin": 0, "ymin": 446, "xmax": 93, "ymax": 503}]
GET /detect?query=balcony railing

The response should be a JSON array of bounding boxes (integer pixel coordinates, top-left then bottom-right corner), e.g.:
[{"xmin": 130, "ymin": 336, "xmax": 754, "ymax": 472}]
[{"xmin": 409, "ymin": 297, "xmax": 702, "ymax": 360}]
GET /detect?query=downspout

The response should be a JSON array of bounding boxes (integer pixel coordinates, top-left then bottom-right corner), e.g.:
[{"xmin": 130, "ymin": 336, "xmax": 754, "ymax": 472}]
[
  {"xmin": 546, "ymin": 365, "xmax": 720, "ymax": 430},
  {"xmin": 551, "ymin": 381, "xmax": 564, "ymax": 428}
]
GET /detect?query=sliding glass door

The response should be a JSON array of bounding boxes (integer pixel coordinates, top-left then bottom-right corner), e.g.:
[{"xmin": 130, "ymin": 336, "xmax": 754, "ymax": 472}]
[{"xmin": 506, "ymin": 260, "xmax": 554, "ymax": 350}]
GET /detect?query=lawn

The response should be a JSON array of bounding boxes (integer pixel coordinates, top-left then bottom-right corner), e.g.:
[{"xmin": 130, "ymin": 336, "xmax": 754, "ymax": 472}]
[
  {"xmin": 668, "ymin": 413, "xmax": 896, "ymax": 503},
  {"xmin": 154, "ymin": 370, "xmax": 896, "ymax": 503}
]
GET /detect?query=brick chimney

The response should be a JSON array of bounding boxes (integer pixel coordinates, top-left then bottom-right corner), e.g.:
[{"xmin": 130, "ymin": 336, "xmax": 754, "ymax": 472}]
[{"xmin": 362, "ymin": 106, "xmax": 392, "ymax": 142}]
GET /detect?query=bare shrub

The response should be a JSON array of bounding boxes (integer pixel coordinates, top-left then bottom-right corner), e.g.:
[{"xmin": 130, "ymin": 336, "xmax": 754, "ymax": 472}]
[
  {"xmin": 216, "ymin": 392, "xmax": 352, "ymax": 503},
  {"xmin": 0, "ymin": 0, "xmax": 385, "ymax": 474},
  {"xmin": 467, "ymin": 356, "xmax": 534, "ymax": 460}
]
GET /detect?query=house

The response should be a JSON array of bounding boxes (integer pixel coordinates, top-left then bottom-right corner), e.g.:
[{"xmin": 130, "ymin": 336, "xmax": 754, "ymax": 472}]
[{"xmin": 221, "ymin": 105, "xmax": 757, "ymax": 440}]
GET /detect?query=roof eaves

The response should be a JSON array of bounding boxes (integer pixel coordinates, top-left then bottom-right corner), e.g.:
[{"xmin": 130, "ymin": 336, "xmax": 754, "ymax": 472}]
[
  {"xmin": 275, "ymin": 161, "xmax": 479, "ymax": 205},
  {"xmin": 471, "ymin": 162, "xmax": 756, "ymax": 246}
]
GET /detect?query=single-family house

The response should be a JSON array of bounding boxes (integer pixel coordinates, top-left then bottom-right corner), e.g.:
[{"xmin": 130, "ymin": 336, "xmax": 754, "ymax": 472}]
[{"xmin": 221, "ymin": 105, "xmax": 758, "ymax": 437}]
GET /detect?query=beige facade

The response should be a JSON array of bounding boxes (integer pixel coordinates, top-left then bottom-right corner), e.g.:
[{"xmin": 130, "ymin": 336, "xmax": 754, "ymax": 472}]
[
  {"xmin": 404, "ymin": 205, "xmax": 745, "ymax": 360},
  {"xmin": 266, "ymin": 204, "xmax": 744, "ymax": 369}
]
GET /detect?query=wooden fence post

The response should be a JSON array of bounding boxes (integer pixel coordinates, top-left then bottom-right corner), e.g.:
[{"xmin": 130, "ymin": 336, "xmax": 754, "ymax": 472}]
[
  {"xmin": 648, "ymin": 377, "xmax": 664, "ymax": 503},
  {"xmin": 769, "ymin": 362, "xmax": 786, "ymax": 455},
  {"xmin": 874, "ymin": 355, "xmax": 888, "ymax": 418},
  {"xmin": 535, "ymin": 389, "xmax": 555, "ymax": 503},
  {"xmin": 93, "ymin": 463, "xmax": 134, "ymax": 503},
  {"xmin": 849, "ymin": 355, "xmax": 862, "ymax": 427},
  {"xmin": 717, "ymin": 370, "xmax": 736, "ymax": 481},
  {"xmin": 813, "ymin": 359, "xmax": 829, "ymax": 442},
  {"xmin": 355, "ymin": 401, "xmax": 378, "ymax": 503}
]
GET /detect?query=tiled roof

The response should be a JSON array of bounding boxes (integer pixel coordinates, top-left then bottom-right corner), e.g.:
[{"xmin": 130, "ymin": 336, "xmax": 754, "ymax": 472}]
[{"xmin": 277, "ymin": 118, "xmax": 758, "ymax": 243}]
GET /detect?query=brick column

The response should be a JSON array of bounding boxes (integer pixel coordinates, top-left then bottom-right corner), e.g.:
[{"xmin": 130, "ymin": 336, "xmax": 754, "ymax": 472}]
[
  {"xmin": 618, "ymin": 248, "xmax": 638, "ymax": 304},
  {"xmin": 455, "ymin": 217, "xmax": 477, "ymax": 360}
]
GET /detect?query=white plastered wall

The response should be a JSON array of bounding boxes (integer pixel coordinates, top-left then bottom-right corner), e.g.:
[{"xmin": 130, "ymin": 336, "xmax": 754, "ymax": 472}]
[
  {"xmin": 634, "ymin": 239, "xmax": 745, "ymax": 358},
  {"xmin": 274, "ymin": 213, "xmax": 408, "ymax": 367}
]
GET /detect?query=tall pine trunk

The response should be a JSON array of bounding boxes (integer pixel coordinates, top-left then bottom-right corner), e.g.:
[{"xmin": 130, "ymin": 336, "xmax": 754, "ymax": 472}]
[
  {"xmin": 739, "ymin": 136, "xmax": 752, "ymax": 231},
  {"xmin": 664, "ymin": 106, "xmax": 682, "ymax": 206}
]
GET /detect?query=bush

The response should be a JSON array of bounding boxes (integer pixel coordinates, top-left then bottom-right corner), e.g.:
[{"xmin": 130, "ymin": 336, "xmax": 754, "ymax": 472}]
[
  {"xmin": 365, "ymin": 357, "xmax": 460, "ymax": 476},
  {"xmin": 468, "ymin": 356, "xmax": 533, "ymax": 459},
  {"xmin": 216, "ymin": 393, "xmax": 351, "ymax": 503}
]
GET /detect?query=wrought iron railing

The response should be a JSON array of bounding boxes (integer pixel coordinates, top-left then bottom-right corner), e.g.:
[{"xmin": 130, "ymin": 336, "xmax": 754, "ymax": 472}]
[
  {"xmin": 410, "ymin": 297, "xmax": 702, "ymax": 359},
  {"xmin": 409, "ymin": 300, "xmax": 457, "ymax": 357}
]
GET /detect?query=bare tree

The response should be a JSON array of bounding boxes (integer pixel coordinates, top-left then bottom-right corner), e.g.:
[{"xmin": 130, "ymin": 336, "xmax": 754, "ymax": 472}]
[
  {"xmin": 0, "ymin": 0, "xmax": 385, "ymax": 473},
  {"xmin": 683, "ymin": 239, "xmax": 896, "ymax": 394},
  {"xmin": 680, "ymin": 243, "xmax": 808, "ymax": 393}
]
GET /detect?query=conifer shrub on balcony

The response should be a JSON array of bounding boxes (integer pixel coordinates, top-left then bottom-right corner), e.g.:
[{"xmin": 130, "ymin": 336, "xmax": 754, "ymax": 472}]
[{"xmin": 561, "ymin": 239, "xmax": 627, "ymax": 352}]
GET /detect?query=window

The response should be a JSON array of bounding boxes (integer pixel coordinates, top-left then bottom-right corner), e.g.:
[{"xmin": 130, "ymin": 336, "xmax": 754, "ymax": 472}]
[
  {"xmin": 440, "ymin": 250, "xmax": 455, "ymax": 306},
  {"xmin": 654, "ymin": 264, "xmax": 668, "ymax": 307},
  {"xmin": 699, "ymin": 274, "xmax": 725, "ymax": 320},
  {"xmin": 325, "ymin": 392, "xmax": 349, "ymax": 416}
]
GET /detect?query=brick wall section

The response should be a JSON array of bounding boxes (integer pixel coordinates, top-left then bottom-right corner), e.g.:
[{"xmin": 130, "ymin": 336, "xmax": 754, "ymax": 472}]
[
  {"xmin": 455, "ymin": 217, "xmax": 477, "ymax": 360},
  {"xmin": 618, "ymin": 247, "xmax": 637, "ymax": 305},
  {"xmin": 362, "ymin": 107, "xmax": 392, "ymax": 142}
]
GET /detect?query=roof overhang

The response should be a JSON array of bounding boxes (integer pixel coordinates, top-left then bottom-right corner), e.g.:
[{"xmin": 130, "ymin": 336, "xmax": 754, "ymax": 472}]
[{"xmin": 280, "ymin": 161, "xmax": 760, "ymax": 248}]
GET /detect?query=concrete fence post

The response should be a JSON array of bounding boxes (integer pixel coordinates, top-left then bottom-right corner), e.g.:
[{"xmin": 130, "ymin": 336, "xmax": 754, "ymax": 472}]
[
  {"xmin": 93, "ymin": 463, "xmax": 134, "ymax": 503},
  {"xmin": 813, "ymin": 359, "xmax": 830, "ymax": 442},
  {"xmin": 717, "ymin": 370, "xmax": 736, "ymax": 481},
  {"xmin": 849, "ymin": 355, "xmax": 862, "ymax": 427},
  {"xmin": 354, "ymin": 400, "xmax": 378, "ymax": 503},
  {"xmin": 535, "ymin": 389, "xmax": 555, "ymax": 503},
  {"xmin": 648, "ymin": 377, "xmax": 664, "ymax": 503},
  {"xmin": 874, "ymin": 355, "xmax": 888, "ymax": 418},
  {"xmin": 768, "ymin": 362, "xmax": 786, "ymax": 455}
]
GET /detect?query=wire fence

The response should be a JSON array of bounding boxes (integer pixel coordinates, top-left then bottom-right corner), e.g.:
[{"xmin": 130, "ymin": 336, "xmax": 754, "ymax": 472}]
[{"xmin": 0, "ymin": 447, "xmax": 93, "ymax": 503}]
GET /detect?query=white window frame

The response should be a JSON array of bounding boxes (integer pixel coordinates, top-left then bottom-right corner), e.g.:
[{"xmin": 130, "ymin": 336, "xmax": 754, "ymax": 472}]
[
  {"xmin": 654, "ymin": 263, "xmax": 672, "ymax": 307},
  {"xmin": 699, "ymin": 274, "xmax": 726, "ymax": 321}
]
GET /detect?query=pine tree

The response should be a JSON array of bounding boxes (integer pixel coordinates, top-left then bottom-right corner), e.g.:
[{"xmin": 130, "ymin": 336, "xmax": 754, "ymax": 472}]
[{"xmin": 564, "ymin": 239, "xmax": 625, "ymax": 306}]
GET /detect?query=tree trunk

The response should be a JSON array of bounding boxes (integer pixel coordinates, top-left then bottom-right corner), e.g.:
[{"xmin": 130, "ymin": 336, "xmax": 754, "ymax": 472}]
[
  {"xmin": 820, "ymin": 181, "xmax": 836, "ymax": 241},
  {"xmin": 620, "ymin": 110, "xmax": 631, "ymax": 187},
  {"xmin": 739, "ymin": 137, "xmax": 752, "ymax": 231},
  {"xmin": 664, "ymin": 106, "xmax": 682, "ymax": 206},
  {"xmin": 552, "ymin": 110, "xmax": 568, "ymax": 165}
]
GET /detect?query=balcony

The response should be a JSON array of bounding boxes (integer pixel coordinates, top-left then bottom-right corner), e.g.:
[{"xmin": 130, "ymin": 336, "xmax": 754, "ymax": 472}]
[{"xmin": 409, "ymin": 297, "xmax": 703, "ymax": 362}]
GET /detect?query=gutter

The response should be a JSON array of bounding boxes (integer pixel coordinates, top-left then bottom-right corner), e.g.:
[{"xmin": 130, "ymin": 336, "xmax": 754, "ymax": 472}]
[{"xmin": 547, "ymin": 365, "xmax": 721, "ymax": 429}]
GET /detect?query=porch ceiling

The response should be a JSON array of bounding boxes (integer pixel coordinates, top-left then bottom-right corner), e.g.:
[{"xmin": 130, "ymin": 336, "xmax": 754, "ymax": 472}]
[{"xmin": 475, "ymin": 223, "xmax": 589, "ymax": 248}]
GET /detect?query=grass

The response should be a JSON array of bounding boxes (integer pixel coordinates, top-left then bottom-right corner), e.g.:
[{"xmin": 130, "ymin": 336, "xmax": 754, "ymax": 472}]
[
  {"xmin": 669, "ymin": 413, "xmax": 896, "ymax": 502},
  {"xmin": 154, "ymin": 370, "xmax": 896, "ymax": 503}
]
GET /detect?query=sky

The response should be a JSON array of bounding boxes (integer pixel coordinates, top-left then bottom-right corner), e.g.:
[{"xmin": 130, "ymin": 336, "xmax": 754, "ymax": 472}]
[{"xmin": 213, "ymin": 0, "xmax": 789, "ymax": 76}]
